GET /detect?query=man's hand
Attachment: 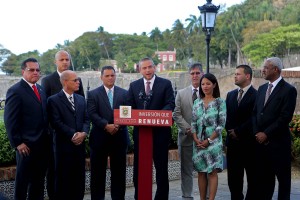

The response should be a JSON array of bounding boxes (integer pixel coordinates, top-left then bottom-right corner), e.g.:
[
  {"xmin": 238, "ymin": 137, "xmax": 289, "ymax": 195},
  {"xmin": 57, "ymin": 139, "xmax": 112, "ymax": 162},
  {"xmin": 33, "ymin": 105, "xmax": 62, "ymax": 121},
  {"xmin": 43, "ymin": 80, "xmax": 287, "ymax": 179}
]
[
  {"xmin": 17, "ymin": 143, "xmax": 30, "ymax": 156},
  {"xmin": 229, "ymin": 129, "xmax": 238, "ymax": 140},
  {"xmin": 105, "ymin": 124, "xmax": 120, "ymax": 135},
  {"xmin": 185, "ymin": 128, "xmax": 192, "ymax": 136},
  {"xmin": 72, "ymin": 132, "xmax": 87, "ymax": 145},
  {"xmin": 255, "ymin": 132, "xmax": 268, "ymax": 144}
]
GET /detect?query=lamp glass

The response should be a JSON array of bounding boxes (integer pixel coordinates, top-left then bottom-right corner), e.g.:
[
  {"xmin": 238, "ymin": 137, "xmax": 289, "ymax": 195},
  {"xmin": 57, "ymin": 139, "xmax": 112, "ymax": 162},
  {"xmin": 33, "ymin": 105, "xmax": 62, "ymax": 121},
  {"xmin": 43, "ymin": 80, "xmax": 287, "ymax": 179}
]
[{"xmin": 205, "ymin": 12, "xmax": 216, "ymax": 28}]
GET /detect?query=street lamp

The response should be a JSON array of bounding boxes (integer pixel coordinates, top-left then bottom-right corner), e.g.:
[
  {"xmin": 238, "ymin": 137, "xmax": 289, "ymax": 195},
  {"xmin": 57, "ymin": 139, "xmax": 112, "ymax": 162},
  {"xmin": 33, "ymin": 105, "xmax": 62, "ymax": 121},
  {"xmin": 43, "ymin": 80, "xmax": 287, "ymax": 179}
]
[{"xmin": 198, "ymin": 0, "xmax": 220, "ymax": 73}]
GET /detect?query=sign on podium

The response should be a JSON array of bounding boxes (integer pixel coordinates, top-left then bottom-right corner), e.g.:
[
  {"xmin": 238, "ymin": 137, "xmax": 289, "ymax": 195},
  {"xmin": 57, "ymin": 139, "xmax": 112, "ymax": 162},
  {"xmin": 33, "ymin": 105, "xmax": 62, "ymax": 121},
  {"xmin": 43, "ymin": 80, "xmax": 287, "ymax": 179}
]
[{"xmin": 114, "ymin": 106, "xmax": 172, "ymax": 200}]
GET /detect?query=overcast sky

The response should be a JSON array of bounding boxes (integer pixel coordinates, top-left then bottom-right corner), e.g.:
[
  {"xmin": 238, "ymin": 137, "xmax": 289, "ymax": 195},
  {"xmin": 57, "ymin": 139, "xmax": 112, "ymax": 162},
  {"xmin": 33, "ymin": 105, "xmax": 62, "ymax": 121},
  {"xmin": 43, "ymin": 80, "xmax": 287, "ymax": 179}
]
[{"xmin": 1, "ymin": 0, "xmax": 243, "ymax": 55}]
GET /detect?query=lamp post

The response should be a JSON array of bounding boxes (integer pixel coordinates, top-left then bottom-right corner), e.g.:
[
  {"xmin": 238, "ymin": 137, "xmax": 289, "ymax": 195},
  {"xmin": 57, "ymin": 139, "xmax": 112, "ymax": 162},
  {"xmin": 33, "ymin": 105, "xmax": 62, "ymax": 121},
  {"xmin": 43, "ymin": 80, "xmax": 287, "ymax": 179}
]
[{"xmin": 198, "ymin": 0, "xmax": 220, "ymax": 73}]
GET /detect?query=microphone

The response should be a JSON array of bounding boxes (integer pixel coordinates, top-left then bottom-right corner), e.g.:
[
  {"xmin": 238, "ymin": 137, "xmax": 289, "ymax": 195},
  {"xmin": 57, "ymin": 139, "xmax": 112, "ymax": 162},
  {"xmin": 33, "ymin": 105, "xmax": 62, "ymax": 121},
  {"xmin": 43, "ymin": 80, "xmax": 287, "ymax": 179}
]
[
  {"xmin": 147, "ymin": 90, "xmax": 153, "ymax": 97},
  {"xmin": 139, "ymin": 90, "xmax": 145, "ymax": 100}
]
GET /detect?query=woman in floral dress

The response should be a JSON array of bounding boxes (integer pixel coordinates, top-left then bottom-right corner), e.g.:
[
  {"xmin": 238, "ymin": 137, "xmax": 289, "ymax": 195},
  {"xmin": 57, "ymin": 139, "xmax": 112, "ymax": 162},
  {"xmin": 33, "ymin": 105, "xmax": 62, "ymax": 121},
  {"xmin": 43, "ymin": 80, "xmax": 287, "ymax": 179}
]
[{"xmin": 191, "ymin": 73, "xmax": 226, "ymax": 200}]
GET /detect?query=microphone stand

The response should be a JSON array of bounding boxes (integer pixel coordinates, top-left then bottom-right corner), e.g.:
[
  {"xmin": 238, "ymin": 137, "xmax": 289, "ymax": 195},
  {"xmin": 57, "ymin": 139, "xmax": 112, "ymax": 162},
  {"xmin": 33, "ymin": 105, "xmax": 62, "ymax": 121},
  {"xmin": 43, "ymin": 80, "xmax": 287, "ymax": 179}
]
[{"xmin": 139, "ymin": 90, "xmax": 153, "ymax": 110}]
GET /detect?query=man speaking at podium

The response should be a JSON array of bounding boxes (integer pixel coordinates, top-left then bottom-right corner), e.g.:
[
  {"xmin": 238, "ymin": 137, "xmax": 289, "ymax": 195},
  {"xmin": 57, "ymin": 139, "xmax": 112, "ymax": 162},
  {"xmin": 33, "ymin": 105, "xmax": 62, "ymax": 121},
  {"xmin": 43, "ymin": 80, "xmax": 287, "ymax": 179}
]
[{"xmin": 127, "ymin": 57, "xmax": 175, "ymax": 200}]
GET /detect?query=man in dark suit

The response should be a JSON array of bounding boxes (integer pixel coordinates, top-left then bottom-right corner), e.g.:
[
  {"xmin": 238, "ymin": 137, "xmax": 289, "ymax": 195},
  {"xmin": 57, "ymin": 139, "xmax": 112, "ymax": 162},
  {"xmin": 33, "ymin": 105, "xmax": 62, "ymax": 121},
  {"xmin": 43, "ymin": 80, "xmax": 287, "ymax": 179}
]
[
  {"xmin": 4, "ymin": 58, "xmax": 50, "ymax": 200},
  {"xmin": 42, "ymin": 50, "xmax": 85, "ymax": 98},
  {"xmin": 253, "ymin": 57, "xmax": 297, "ymax": 200},
  {"xmin": 87, "ymin": 66, "xmax": 129, "ymax": 200},
  {"xmin": 41, "ymin": 50, "xmax": 85, "ymax": 199},
  {"xmin": 225, "ymin": 65, "xmax": 257, "ymax": 200},
  {"xmin": 127, "ymin": 57, "xmax": 175, "ymax": 200},
  {"xmin": 47, "ymin": 70, "xmax": 89, "ymax": 200}
]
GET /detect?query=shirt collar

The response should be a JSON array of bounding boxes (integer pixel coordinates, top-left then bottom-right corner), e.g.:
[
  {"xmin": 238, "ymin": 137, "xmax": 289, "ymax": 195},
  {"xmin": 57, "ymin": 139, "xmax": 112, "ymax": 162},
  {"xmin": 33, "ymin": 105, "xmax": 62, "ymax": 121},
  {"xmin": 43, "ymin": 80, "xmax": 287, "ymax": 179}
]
[
  {"xmin": 104, "ymin": 86, "xmax": 114, "ymax": 94},
  {"xmin": 239, "ymin": 84, "xmax": 251, "ymax": 94},
  {"xmin": 268, "ymin": 76, "xmax": 282, "ymax": 89}
]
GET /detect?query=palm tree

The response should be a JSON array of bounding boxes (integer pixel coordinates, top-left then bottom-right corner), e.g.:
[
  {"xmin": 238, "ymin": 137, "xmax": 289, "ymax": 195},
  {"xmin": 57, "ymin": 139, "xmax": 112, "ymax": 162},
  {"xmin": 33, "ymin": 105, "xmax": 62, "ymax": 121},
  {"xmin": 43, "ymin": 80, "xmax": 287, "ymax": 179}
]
[
  {"xmin": 185, "ymin": 14, "xmax": 201, "ymax": 35},
  {"xmin": 149, "ymin": 27, "xmax": 163, "ymax": 51}
]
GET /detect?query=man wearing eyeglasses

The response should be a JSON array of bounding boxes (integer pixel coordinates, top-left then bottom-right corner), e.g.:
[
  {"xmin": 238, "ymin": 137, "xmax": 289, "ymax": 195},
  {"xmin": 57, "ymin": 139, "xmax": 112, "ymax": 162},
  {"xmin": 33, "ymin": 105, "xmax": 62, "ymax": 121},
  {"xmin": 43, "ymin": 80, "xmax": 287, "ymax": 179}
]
[
  {"xmin": 4, "ymin": 58, "xmax": 50, "ymax": 200},
  {"xmin": 41, "ymin": 50, "xmax": 85, "ymax": 199},
  {"xmin": 47, "ymin": 70, "xmax": 89, "ymax": 200},
  {"xmin": 173, "ymin": 62, "xmax": 203, "ymax": 200}
]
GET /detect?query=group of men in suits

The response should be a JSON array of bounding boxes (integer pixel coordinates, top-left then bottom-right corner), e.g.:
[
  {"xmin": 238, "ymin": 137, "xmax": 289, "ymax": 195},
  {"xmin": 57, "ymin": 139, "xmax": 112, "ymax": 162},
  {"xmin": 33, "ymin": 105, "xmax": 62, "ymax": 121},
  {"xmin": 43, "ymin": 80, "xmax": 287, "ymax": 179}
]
[
  {"xmin": 4, "ymin": 53, "xmax": 297, "ymax": 200},
  {"xmin": 174, "ymin": 57, "xmax": 297, "ymax": 200},
  {"xmin": 225, "ymin": 58, "xmax": 297, "ymax": 200},
  {"xmin": 4, "ymin": 54, "xmax": 176, "ymax": 200}
]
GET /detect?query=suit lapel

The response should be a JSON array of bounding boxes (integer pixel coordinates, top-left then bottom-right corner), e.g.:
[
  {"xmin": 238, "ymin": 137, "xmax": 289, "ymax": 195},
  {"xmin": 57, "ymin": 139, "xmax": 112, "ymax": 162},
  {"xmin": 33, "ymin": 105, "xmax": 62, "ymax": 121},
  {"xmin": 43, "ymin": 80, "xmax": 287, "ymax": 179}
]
[
  {"xmin": 100, "ymin": 86, "xmax": 112, "ymax": 110},
  {"xmin": 21, "ymin": 79, "xmax": 41, "ymax": 103},
  {"xmin": 58, "ymin": 91, "xmax": 74, "ymax": 112},
  {"xmin": 187, "ymin": 86, "xmax": 194, "ymax": 108},
  {"xmin": 265, "ymin": 79, "xmax": 284, "ymax": 106}
]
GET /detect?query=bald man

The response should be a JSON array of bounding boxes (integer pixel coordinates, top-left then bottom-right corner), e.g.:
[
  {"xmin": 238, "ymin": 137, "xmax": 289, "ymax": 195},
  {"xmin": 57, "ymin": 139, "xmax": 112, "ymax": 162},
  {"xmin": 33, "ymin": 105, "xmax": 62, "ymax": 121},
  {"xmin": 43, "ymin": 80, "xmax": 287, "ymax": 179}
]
[{"xmin": 47, "ymin": 70, "xmax": 89, "ymax": 200}]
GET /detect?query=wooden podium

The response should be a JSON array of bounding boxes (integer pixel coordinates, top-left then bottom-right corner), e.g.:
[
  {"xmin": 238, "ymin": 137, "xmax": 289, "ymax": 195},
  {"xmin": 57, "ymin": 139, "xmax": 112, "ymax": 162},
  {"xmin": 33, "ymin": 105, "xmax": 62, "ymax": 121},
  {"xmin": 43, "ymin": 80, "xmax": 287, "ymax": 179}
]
[{"xmin": 114, "ymin": 107, "xmax": 172, "ymax": 200}]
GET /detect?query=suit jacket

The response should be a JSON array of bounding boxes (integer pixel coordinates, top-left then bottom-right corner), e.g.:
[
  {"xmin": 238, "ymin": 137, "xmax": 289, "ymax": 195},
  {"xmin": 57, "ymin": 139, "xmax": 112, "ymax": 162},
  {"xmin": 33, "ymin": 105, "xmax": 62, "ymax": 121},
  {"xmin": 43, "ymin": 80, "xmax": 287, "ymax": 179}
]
[
  {"xmin": 253, "ymin": 79, "xmax": 297, "ymax": 151},
  {"xmin": 127, "ymin": 75, "xmax": 175, "ymax": 134},
  {"xmin": 4, "ymin": 79, "xmax": 49, "ymax": 150},
  {"xmin": 225, "ymin": 86, "xmax": 257, "ymax": 146},
  {"xmin": 41, "ymin": 71, "xmax": 85, "ymax": 98},
  {"xmin": 173, "ymin": 85, "xmax": 194, "ymax": 146},
  {"xmin": 47, "ymin": 90, "xmax": 90, "ymax": 153},
  {"xmin": 87, "ymin": 85, "xmax": 129, "ymax": 150}
]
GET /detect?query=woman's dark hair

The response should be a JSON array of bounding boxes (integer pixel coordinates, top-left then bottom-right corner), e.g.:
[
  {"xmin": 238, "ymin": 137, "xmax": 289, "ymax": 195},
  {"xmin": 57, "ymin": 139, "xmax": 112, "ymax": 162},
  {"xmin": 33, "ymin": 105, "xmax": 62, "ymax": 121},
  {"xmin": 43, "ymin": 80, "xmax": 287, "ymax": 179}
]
[{"xmin": 199, "ymin": 73, "xmax": 220, "ymax": 98}]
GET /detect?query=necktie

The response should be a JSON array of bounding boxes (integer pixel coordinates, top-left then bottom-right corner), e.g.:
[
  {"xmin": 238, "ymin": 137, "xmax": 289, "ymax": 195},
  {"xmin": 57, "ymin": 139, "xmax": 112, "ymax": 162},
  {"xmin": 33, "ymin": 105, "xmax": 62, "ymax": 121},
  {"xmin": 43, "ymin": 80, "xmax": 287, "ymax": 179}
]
[
  {"xmin": 69, "ymin": 96, "xmax": 75, "ymax": 110},
  {"xmin": 192, "ymin": 89, "xmax": 198, "ymax": 103},
  {"xmin": 32, "ymin": 85, "xmax": 41, "ymax": 102},
  {"xmin": 237, "ymin": 89, "xmax": 244, "ymax": 106},
  {"xmin": 108, "ymin": 89, "xmax": 113, "ymax": 108},
  {"xmin": 264, "ymin": 84, "xmax": 273, "ymax": 105},
  {"xmin": 146, "ymin": 81, "xmax": 151, "ymax": 95}
]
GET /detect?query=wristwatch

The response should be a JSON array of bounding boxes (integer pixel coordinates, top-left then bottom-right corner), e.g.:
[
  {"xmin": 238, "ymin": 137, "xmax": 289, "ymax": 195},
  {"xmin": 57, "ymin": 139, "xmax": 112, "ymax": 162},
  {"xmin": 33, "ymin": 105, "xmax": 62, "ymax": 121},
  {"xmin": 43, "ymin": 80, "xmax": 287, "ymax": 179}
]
[{"xmin": 207, "ymin": 138, "xmax": 213, "ymax": 144}]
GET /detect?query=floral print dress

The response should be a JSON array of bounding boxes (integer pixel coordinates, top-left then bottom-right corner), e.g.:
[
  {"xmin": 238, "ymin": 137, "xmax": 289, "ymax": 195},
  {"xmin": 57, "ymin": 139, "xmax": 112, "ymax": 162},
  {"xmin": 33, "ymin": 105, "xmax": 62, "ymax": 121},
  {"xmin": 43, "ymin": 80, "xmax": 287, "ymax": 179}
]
[{"xmin": 191, "ymin": 97, "xmax": 226, "ymax": 173}]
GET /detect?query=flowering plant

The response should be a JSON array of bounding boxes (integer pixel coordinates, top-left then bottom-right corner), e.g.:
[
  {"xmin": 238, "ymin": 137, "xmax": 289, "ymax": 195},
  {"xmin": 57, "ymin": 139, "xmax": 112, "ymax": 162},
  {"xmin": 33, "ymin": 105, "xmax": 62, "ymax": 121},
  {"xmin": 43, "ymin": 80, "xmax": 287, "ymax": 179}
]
[{"xmin": 290, "ymin": 115, "xmax": 300, "ymax": 164}]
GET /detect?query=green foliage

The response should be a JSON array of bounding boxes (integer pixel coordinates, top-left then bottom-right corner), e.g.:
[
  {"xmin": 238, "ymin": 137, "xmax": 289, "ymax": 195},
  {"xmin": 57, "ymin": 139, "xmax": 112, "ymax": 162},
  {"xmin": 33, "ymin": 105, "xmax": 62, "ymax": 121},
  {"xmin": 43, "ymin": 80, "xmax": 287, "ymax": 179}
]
[
  {"xmin": 290, "ymin": 115, "xmax": 300, "ymax": 164},
  {"xmin": 243, "ymin": 24, "xmax": 300, "ymax": 65},
  {"xmin": 0, "ymin": 121, "xmax": 16, "ymax": 166},
  {"xmin": 171, "ymin": 123, "xmax": 178, "ymax": 145}
]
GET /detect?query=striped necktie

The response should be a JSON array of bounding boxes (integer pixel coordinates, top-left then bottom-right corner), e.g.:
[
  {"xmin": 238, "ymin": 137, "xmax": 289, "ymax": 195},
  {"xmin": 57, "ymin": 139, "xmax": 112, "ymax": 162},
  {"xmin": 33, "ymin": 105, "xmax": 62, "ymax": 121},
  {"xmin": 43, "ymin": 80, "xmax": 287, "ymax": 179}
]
[
  {"xmin": 69, "ymin": 96, "xmax": 75, "ymax": 110},
  {"xmin": 192, "ymin": 89, "xmax": 198, "ymax": 103},
  {"xmin": 237, "ymin": 89, "xmax": 244, "ymax": 106},
  {"xmin": 264, "ymin": 84, "xmax": 273, "ymax": 105}
]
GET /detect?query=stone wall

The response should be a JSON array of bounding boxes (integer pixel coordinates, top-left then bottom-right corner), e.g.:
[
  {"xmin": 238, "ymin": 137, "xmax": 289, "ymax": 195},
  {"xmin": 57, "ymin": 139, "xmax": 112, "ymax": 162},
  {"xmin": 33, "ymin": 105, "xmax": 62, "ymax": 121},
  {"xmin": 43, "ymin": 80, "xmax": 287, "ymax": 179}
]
[{"xmin": 1, "ymin": 68, "xmax": 300, "ymax": 113}]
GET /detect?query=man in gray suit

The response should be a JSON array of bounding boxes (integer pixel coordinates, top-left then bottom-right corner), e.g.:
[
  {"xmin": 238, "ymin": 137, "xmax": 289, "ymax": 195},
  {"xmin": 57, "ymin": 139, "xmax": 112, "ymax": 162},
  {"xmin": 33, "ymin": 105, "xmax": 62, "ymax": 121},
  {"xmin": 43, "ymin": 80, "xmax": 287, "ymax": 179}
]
[{"xmin": 173, "ymin": 63, "xmax": 204, "ymax": 199}]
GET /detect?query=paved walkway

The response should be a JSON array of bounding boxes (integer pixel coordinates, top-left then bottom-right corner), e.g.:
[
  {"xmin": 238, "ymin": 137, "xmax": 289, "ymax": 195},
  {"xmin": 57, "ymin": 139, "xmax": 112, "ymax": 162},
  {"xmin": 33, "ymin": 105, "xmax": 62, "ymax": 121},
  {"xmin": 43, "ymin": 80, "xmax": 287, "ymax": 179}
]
[{"xmin": 83, "ymin": 169, "xmax": 300, "ymax": 200}]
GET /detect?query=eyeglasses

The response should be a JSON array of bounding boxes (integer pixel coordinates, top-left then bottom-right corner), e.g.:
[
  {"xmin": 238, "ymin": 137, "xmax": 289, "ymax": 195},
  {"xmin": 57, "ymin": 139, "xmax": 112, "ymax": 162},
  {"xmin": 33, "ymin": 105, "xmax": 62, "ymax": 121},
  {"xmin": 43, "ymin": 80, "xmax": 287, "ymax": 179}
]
[
  {"xmin": 190, "ymin": 72, "xmax": 202, "ymax": 75},
  {"xmin": 67, "ymin": 78, "xmax": 80, "ymax": 82},
  {"xmin": 25, "ymin": 68, "xmax": 41, "ymax": 72}
]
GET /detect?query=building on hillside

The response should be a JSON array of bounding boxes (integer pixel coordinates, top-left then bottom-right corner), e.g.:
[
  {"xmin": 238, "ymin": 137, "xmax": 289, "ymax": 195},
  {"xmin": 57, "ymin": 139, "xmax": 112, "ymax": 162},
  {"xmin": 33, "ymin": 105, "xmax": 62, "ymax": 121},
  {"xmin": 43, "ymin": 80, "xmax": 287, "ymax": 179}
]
[{"xmin": 155, "ymin": 50, "xmax": 176, "ymax": 72}]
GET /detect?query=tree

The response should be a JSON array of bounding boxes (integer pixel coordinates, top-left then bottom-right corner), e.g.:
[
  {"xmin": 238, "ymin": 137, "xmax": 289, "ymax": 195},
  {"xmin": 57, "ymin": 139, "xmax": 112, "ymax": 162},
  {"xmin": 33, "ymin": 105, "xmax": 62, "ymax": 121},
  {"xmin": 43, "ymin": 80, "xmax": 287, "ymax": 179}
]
[
  {"xmin": 185, "ymin": 14, "xmax": 201, "ymax": 35},
  {"xmin": 149, "ymin": 27, "xmax": 163, "ymax": 51}
]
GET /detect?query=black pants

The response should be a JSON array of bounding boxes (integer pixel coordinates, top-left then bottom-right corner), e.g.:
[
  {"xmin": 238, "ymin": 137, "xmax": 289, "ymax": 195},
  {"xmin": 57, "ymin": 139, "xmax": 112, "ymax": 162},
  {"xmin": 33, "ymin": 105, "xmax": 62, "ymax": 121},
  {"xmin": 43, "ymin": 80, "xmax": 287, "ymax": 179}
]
[{"xmin": 227, "ymin": 142, "xmax": 255, "ymax": 200}]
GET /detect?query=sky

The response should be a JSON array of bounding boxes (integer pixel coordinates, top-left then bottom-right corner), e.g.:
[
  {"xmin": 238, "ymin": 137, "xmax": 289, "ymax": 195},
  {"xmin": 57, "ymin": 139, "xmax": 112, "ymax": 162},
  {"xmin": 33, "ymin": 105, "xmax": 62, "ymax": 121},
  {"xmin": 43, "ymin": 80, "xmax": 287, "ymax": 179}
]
[{"xmin": 1, "ymin": 0, "xmax": 243, "ymax": 55}]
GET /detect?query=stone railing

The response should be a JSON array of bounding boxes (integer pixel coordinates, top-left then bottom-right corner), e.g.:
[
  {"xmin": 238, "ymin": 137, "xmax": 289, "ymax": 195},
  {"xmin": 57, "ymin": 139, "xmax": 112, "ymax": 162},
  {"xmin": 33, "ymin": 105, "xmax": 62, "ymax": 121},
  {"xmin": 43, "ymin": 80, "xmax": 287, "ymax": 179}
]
[{"xmin": 0, "ymin": 149, "xmax": 180, "ymax": 199}]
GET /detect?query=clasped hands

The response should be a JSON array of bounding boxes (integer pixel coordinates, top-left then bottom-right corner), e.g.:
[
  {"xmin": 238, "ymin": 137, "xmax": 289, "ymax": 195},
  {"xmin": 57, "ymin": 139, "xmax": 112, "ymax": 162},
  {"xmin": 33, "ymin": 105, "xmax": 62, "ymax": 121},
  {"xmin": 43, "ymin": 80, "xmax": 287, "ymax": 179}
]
[
  {"xmin": 105, "ymin": 124, "xmax": 120, "ymax": 135},
  {"xmin": 255, "ymin": 132, "xmax": 268, "ymax": 145},
  {"xmin": 72, "ymin": 132, "xmax": 87, "ymax": 145},
  {"xmin": 192, "ymin": 135, "xmax": 209, "ymax": 149}
]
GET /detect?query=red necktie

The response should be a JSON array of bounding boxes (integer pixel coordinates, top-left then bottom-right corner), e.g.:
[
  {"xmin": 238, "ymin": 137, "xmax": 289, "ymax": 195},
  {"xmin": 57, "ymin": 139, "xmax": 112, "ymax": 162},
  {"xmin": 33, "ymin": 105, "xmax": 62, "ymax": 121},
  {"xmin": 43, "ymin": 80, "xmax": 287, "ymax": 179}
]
[{"xmin": 32, "ymin": 85, "xmax": 41, "ymax": 102}]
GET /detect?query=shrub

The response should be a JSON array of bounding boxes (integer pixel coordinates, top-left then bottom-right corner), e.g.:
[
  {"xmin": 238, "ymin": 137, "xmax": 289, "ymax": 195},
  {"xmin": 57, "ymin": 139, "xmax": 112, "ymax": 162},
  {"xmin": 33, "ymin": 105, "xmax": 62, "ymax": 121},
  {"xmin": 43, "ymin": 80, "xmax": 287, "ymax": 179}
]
[
  {"xmin": 290, "ymin": 115, "xmax": 300, "ymax": 165},
  {"xmin": 0, "ymin": 121, "xmax": 16, "ymax": 166}
]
